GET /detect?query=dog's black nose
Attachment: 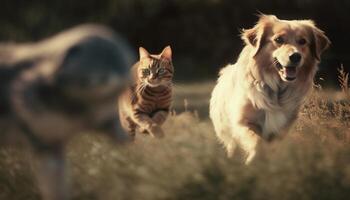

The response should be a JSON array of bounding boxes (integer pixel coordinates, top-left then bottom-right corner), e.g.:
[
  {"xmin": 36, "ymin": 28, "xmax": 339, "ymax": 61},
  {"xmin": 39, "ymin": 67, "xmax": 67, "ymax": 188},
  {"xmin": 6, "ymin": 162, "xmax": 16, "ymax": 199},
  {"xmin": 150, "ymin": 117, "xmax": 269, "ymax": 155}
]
[{"xmin": 289, "ymin": 53, "xmax": 301, "ymax": 64}]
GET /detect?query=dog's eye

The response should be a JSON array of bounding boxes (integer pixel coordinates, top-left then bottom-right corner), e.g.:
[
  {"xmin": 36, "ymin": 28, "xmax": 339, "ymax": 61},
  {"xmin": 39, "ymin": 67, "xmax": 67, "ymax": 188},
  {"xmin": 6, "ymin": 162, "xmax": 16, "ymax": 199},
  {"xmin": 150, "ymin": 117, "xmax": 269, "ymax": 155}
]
[
  {"xmin": 274, "ymin": 36, "xmax": 284, "ymax": 44},
  {"xmin": 298, "ymin": 38, "xmax": 307, "ymax": 45}
]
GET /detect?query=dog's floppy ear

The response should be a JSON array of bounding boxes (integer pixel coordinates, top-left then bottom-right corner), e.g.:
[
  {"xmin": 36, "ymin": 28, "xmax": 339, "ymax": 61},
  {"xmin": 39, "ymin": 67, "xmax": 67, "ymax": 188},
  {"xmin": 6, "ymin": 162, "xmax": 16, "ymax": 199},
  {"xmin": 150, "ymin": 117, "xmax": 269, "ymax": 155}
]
[
  {"xmin": 241, "ymin": 27, "xmax": 261, "ymax": 48},
  {"xmin": 241, "ymin": 15, "xmax": 275, "ymax": 57},
  {"xmin": 307, "ymin": 22, "xmax": 330, "ymax": 60}
]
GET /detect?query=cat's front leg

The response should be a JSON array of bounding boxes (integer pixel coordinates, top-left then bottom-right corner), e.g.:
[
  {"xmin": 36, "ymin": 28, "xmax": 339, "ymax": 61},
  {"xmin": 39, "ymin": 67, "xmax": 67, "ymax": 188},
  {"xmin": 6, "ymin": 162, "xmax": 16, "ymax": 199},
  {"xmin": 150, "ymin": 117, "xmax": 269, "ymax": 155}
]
[
  {"xmin": 147, "ymin": 125, "xmax": 165, "ymax": 138},
  {"xmin": 152, "ymin": 110, "xmax": 169, "ymax": 125},
  {"xmin": 133, "ymin": 111, "xmax": 164, "ymax": 138}
]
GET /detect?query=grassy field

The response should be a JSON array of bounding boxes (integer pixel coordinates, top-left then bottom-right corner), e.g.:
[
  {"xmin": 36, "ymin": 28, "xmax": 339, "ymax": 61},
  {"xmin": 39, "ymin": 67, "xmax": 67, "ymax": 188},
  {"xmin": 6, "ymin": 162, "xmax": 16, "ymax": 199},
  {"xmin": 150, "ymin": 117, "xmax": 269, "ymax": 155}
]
[{"xmin": 0, "ymin": 81, "xmax": 350, "ymax": 200}]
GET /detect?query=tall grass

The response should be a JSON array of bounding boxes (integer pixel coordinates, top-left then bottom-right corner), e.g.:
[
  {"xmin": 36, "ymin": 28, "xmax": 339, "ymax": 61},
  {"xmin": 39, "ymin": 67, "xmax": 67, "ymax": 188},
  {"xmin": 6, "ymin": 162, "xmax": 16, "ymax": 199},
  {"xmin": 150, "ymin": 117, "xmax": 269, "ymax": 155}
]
[{"xmin": 0, "ymin": 75, "xmax": 349, "ymax": 200}]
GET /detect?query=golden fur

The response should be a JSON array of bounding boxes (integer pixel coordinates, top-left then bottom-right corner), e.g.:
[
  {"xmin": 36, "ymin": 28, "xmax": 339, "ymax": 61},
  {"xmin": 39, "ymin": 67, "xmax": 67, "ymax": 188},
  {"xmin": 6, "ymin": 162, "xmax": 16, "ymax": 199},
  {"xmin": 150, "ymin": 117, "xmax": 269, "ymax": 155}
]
[{"xmin": 209, "ymin": 15, "xmax": 330, "ymax": 164}]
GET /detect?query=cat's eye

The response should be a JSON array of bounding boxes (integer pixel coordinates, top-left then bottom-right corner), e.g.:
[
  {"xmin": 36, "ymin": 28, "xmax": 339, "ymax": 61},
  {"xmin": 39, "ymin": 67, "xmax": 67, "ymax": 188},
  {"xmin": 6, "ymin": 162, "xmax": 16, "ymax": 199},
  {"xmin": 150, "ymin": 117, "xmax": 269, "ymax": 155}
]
[
  {"xmin": 298, "ymin": 38, "xmax": 307, "ymax": 45},
  {"xmin": 142, "ymin": 69, "xmax": 150, "ymax": 76},
  {"xmin": 158, "ymin": 68, "xmax": 165, "ymax": 74},
  {"xmin": 274, "ymin": 36, "xmax": 284, "ymax": 44}
]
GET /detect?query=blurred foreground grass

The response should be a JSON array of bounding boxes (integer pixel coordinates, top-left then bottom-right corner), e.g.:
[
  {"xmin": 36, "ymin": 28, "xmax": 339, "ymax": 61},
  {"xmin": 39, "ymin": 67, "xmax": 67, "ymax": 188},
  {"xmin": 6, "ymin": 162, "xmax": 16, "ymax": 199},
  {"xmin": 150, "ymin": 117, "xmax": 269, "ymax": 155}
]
[{"xmin": 1, "ymin": 82, "xmax": 350, "ymax": 200}]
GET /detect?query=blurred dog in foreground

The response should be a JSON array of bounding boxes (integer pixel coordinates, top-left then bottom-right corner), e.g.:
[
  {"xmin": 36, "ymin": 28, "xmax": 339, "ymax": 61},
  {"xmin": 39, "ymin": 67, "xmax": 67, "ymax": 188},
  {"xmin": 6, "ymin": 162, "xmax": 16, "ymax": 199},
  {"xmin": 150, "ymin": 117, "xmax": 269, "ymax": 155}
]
[
  {"xmin": 210, "ymin": 15, "xmax": 330, "ymax": 164},
  {"xmin": 0, "ymin": 24, "xmax": 134, "ymax": 200}
]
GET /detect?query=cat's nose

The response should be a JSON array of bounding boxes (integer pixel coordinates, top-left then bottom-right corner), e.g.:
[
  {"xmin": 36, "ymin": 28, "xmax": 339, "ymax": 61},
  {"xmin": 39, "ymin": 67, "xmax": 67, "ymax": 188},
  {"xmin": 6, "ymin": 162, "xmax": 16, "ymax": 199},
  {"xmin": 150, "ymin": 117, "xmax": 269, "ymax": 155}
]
[{"xmin": 150, "ymin": 74, "xmax": 157, "ymax": 80}]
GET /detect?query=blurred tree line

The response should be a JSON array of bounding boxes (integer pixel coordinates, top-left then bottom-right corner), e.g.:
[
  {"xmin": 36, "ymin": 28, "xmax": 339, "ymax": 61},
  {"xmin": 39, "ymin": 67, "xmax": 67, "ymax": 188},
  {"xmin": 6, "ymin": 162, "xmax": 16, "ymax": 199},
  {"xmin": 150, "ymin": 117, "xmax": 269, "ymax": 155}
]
[{"xmin": 1, "ymin": 0, "xmax": 349, "ymax": 86}]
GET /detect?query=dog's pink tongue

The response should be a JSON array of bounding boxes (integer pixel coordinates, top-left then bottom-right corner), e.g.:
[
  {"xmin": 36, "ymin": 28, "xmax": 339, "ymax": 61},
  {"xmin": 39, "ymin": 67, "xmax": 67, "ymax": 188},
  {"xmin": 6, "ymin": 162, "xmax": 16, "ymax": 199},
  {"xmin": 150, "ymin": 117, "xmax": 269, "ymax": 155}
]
[{"xmin": 284, "ymin": 67, "xmax": 297, "ymax": 78}]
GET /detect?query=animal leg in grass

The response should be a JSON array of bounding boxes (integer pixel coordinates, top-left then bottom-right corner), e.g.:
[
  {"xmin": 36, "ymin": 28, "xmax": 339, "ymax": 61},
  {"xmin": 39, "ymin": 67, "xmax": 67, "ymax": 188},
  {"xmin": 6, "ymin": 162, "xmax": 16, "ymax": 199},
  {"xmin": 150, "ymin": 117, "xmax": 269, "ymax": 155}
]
[
  {"xmin": 36, "ymin": 147, "xmax": 68, "ymax": 200},
  {"xmin": 152, "ymin": 110, "xmax": 168, "ymax": 125},
  {"xmin": 147, "ymin": 125, "xmax": 165, "ymax": 138},
  {"xmin": 138, "ymin": 124, "xmax": 164, "ymax": 138},
  {"xmin": 236, "ymin": 126, "xmax": 260, "ymax": 165},
  {"xmin": 119, "ymin": 115, "xmax": 136, "ymax": 139},
  {"xmin": 134, "ymin": 111, "xmax": 164, "ymax": 138},
  {"xmin": 226, "ymin": 141, "xmax": 237, "ymax": 158}
]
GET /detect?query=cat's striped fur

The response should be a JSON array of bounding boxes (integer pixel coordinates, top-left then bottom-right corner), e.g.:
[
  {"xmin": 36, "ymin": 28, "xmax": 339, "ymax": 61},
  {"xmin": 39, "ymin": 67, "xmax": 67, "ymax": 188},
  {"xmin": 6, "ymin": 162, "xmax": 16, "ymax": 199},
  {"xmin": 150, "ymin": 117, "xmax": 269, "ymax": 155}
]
[{"xmin": 118, "ymin": 46, "xmax": 173, "ymax": 138}]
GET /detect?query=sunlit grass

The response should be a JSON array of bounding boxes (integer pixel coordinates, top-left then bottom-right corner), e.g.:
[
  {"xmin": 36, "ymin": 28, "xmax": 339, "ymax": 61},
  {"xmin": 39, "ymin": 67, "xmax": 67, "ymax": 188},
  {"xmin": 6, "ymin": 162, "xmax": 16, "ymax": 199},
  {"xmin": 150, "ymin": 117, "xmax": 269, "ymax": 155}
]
[{"xmin": 0, "ymin": 80, "xmax": 350, "ymax": 200}]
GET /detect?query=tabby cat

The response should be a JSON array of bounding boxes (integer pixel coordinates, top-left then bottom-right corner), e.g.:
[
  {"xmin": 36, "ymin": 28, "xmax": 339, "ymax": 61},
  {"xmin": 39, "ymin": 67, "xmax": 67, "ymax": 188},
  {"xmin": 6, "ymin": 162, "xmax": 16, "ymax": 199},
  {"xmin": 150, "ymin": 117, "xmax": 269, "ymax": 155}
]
[{"xmin": 118, "ymin": 46, "xmax": 173, "ymax": 139}]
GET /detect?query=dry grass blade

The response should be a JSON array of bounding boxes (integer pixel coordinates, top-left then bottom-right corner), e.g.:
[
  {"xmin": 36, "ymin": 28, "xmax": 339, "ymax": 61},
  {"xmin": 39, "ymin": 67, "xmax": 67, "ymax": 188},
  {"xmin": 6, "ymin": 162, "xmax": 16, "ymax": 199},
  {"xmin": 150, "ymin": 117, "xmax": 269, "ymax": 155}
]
[{"xmin": 338, "ymin": 64, "xmax": 349, "ymax": 96}]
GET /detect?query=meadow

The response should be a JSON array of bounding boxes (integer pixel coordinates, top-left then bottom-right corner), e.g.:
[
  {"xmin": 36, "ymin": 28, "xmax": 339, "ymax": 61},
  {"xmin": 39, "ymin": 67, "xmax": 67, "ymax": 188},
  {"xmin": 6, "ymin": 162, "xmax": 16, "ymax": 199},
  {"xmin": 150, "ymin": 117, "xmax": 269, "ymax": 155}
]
[{"xmin": 0, "ymin": 78, "xmax": 349, "ymax": 200}]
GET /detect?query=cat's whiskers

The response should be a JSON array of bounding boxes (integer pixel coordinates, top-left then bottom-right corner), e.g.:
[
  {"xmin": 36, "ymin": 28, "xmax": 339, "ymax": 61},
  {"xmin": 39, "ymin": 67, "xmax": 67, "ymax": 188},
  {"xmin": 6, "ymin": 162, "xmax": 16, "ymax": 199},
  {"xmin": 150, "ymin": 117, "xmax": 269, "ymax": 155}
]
[{"xmin": 139, "ymin": 83, "xmax": 147, "ymax": 94}]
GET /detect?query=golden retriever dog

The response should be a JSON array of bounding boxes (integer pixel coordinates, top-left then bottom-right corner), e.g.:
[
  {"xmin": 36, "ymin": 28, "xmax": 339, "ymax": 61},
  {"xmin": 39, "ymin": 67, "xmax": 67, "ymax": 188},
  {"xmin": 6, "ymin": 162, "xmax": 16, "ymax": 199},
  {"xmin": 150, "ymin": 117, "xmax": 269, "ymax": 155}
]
[{"xmin": 209, "ymin": 15, "xmax": 330, "ymax": 164}]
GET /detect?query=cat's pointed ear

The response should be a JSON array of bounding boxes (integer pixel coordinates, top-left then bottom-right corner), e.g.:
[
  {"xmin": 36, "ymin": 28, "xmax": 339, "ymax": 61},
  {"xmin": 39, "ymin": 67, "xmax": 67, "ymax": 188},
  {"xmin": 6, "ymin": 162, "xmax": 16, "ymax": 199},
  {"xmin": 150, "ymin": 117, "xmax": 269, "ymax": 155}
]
[
  {"xmin": 139, "ymin": 47, "xmax": 150, "ymax": 60},
  {"xmin": 160, "ymin": 46, "xmax": 172, "ymax": 61}
]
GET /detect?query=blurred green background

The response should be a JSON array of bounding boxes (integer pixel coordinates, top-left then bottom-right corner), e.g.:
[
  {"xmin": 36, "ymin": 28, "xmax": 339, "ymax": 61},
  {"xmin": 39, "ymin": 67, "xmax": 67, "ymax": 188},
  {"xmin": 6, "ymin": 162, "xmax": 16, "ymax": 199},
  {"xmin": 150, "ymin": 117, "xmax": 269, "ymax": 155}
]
[{"xmin": 1, "ymin": 0, "xmax": 348, "ymax": 86}]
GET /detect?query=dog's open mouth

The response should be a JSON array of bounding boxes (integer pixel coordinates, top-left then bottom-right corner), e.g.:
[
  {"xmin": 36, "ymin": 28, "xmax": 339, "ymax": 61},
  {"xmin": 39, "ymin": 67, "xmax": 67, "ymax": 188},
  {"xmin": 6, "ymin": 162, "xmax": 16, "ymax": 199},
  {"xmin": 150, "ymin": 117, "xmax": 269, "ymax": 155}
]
[{"xmin": 274, "ymin": 58, "xmax": 297, "ymax": 81}]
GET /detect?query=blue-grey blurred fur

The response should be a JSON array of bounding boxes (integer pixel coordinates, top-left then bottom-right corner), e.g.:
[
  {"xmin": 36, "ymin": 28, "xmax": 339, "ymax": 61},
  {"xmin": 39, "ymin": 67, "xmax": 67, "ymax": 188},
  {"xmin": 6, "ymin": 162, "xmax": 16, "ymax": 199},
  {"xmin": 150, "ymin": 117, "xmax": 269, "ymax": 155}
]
[{"xmin": 0, "ymin": 24, "xmax": 135, "ymax": 200}]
